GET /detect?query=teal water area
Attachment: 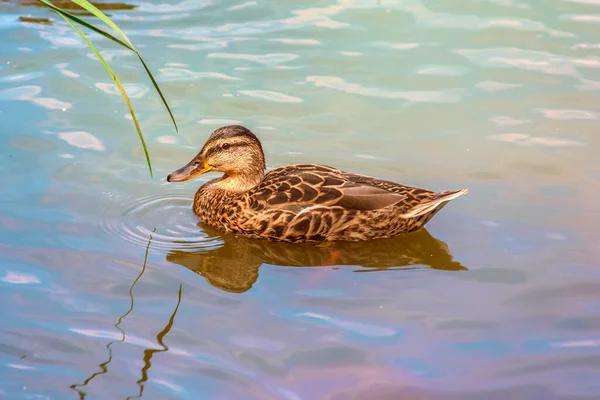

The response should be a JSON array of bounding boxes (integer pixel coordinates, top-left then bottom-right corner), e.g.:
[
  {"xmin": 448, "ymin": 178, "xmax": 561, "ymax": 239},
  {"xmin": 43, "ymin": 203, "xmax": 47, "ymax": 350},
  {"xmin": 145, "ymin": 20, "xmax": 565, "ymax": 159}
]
[{"xmin": 1, "ymin": 0, "xmax": 599, "ymax": 399}]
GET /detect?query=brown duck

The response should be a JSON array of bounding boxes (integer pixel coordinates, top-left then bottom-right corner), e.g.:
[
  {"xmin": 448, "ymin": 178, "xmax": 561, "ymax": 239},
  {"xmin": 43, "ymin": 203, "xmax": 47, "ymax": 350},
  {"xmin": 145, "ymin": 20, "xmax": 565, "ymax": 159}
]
[{"xmin": 167, "ymin": 125, "xmax": 467, "ymax": 243}]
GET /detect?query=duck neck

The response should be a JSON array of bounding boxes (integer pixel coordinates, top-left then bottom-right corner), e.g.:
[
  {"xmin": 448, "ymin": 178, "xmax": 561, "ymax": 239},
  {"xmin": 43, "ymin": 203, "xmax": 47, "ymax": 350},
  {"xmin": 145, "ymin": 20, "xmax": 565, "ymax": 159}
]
[{"xmin": 213, "ymin": 170, "xmax": 264, "ymax": 193}]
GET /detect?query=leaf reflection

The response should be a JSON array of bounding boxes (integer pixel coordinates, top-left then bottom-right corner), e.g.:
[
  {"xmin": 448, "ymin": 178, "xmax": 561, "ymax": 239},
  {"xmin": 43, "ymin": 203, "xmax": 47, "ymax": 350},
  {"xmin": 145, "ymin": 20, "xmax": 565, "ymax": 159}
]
[
  {"xmin": 70, "ymin": 229, "xmax": 183, "ymax": 400},
  {"xmin": 70, "ymin": 229, "xmax": 154, "ymax": 399},
  {"xmin": 127, "ymin": 284, "xmax": 182, "ymax": 400},
  {"xmin": 167, "ymin": 226, "xmax": 467, "ymax": 294}
]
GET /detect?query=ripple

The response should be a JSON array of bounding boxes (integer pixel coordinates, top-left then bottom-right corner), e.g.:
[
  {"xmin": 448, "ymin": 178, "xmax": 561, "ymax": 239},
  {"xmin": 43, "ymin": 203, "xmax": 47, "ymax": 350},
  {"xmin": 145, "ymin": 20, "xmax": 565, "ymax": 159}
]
[
  {"xmin": 283, "ymin": 4, "xmax": 348, "ymax": 29},
  {"xmin": 269, "ymin": 38, "xmax": 320, "ymax": 45},
  {"xmin": 373, "ymin": 42, "xmax": 420, "ymax": 50},
  {"xmin": 238, "ymin": 90, "xmax": 303, "ymax": 103},
  {"xmin": 0, "ymin": 85, "xmax": 41, "ymax": 100},
  {"xmin": 95, "ymin": 82, "xmax": 149, "ymax": 99},
  {"xmin": 32, "ymin": 97, "xmax": 72, "ymax": 110},
  {"xmin": 58, "ymin": 69, "xmax": 79, "ymax": 79},
  {"xmin": 158, "ymin": 68, "xmax": 240, "ymax": 82},
  {"xmin": 86, "ymin": 48, "xmax": 133, "ymax": 62},
  {"xmin": 198, "ymin": 118, "xmax": 243, "ymax": 125},
  {"xmin": 535, "ymin": 108, "xmax": 598, "ymax": 120},
  {"xmin": 564, "ymin": 14, "xmax": 600, "ymax": 23},
  {"xmin": 490, "ymin": 116, "xmax": 531, "ymax": 126},
  {"xmin": 228, "ymin": 1, "xmax": 257, "ymax": 11},
  {"xmin": 0, "ymin": 71, "xmax": 44, "ymax": 84},
  {"xmin": 476, "ymin": 80, "xmax": 522, "ymax": 92},
  {"xmin": 1, "ymin": 271, "xmax": 41, "ymax": 284},
  {"xmin": 296, "ymin": 311, "xmax": 397, "ymax": 337},
  {"xmin": 488, "ymin": 133, "xmax": 585, "ymax": 147},
  {"xmin": 456, "ymin": 48, "xmax": 599, "ymax": 78},
  {"xmin": 58, "ymin": 131, "xmax": 105, "ymax": 151},
  {"xmin": 137, "ymin": 0, "xmax": 212, "ymax": 13},
  {"xmin": 100, "ymin": 193, "xmax": 223, "ymax": 251},
  {"xmin": 0, "ymin": 85, "xmax": 72, "ymax": 110},
  {"xmin": 303, "ymin": 76, "xmax": 461, "ymax": 103},
  {"xmin": 417, "ymin": 65, "xmax": 468, "ymax": 76},
  {"xmin": 566, "ymin": 0, "xmax": 600, "ymax": 4},
  {"xmin": 207, "ymin": 52, "xmax": 298, "ymax": 66},
  {"xmin": 156, "ymin": 135, "xmax": 177, "ymax": 144}
]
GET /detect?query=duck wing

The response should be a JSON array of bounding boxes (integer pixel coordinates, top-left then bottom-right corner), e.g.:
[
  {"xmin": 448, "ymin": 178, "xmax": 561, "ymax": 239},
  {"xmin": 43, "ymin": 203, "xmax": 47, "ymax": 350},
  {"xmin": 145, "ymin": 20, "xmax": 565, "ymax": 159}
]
[{"xmin": 250, "ymin": 164, "xmax": 412, "ymax": 212}]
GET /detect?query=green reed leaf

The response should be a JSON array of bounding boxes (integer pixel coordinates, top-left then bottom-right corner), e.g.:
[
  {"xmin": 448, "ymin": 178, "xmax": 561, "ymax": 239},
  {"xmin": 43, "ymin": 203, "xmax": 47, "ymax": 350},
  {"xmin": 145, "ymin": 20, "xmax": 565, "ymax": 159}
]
[
  {"xmin": 134, "ymin": 54, "xmax": 179, "ymax": 133},
  {"xmin": 35, "ymin": 0, "xmax": 182, "ymax": 175},
  {"xmin": 55, "ymin": 13, "xmax": 153, "ymax": 177},
  {"xmin": 67, "ymin": 0, "xmax": 134, "ymax": 47},
  {"xmin": 36, "ymin": 0, "xmax": 133, "ymax": 50},
  {"xmin": 65, "ymin": 0, "xmax": 179, "ymax": 133}
]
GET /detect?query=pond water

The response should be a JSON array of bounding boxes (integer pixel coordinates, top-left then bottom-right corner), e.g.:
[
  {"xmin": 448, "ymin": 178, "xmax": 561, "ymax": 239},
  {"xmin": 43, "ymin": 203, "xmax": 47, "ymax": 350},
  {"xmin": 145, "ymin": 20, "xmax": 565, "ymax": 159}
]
[{"xmin": 1, "ymin": 0, "xmax": 600, "ymax": 399}]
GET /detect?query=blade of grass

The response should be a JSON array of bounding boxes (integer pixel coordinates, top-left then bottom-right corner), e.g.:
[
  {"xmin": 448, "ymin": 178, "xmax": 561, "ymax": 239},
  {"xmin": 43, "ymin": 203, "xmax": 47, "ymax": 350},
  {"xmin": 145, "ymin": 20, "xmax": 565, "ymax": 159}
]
[
  {"xmin": 68, "ymin": 0, "xmax": 178, "ymax": 133},
  {"xmin": 68, "ymin": 0, "xmax": 134, "ymax": 47},
  {"xmin": 134, "ymin": 55, "xmax": 178, "ymax": 133},
  {"xmin": 37, "ymin": 0, "xmax": 132, "ymax": 49},
  {"xmin": 36, "ymin": 0, "xmax": 179, "ymax": 133},
  {"xmin": 56, "ymin": 14, "xmax": 153, "ymax": 176}
]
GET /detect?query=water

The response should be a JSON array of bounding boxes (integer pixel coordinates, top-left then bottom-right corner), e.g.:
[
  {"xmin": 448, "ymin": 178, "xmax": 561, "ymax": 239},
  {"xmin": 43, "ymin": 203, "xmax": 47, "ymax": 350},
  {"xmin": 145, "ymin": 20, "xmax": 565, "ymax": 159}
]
[{"xmin": 1, "ymin": 0, "xmax": 599, "ymax": 398}]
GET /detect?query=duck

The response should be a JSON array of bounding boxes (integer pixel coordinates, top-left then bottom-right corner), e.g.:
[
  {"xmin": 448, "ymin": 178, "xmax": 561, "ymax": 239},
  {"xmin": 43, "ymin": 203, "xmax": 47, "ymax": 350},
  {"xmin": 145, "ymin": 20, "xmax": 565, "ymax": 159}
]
[{"xmin": 166, "ymin": 125, "xmax": 467, "ymax": 243}]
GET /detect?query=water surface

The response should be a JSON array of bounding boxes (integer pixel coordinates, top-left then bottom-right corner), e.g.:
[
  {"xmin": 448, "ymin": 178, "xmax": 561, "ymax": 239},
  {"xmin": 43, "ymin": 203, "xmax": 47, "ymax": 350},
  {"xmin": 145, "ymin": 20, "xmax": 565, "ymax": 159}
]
[{"xmin": 1, "ymin": 0, "xmax": 600, "ymax": 399}]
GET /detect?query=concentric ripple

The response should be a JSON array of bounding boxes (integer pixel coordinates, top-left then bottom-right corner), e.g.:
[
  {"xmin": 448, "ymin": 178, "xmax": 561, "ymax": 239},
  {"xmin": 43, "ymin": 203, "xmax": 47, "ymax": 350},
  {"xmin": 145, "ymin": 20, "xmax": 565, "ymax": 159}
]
[{"xmin": 100, "ymin": 193, "xmax": 223, "ymax": 251}]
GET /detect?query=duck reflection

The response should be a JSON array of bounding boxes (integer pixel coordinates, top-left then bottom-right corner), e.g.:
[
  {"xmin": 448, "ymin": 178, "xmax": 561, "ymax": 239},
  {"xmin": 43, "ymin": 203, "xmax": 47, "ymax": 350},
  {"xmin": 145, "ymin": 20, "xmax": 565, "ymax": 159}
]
[{"xmin": 167, "ymin": 226, "xmax": 467, "ymax": 294}]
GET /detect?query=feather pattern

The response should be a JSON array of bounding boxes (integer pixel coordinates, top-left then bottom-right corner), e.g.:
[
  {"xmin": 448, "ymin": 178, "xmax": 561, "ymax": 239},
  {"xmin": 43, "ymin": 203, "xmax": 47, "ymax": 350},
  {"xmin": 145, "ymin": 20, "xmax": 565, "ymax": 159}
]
[
  {"xmin": 167, "ymin": 125, "xmax": 467, "ymax": 243},
  {"xmin": 193, "ymin": 163, "xmax": 467, "ymax": 243}
]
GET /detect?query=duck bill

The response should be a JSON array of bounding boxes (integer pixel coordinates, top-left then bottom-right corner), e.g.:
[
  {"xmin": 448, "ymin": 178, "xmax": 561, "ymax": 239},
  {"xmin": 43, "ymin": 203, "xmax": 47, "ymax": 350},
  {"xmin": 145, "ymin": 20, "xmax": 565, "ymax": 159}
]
[{"xmin": 167, "ymin": 156, "xmax": 213, "ymax": 182}]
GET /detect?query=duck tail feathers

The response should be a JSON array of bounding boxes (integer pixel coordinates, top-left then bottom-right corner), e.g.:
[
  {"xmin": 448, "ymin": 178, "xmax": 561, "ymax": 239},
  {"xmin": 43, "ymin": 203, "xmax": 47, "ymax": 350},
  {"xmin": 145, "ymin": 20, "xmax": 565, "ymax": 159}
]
[{"xmin": 400, "ymin": 188, "xmax": 468, "ymax": 219}]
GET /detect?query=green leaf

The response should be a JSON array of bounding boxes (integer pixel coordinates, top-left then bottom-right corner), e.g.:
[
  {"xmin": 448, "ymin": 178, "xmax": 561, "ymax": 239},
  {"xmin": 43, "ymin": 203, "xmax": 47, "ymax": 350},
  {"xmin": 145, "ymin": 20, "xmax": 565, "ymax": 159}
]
[
  {"xmin": 56, "ymin": 13, "xmax": 153, "ymax": 177},
  {"xmin": 68, "ymin": 0, "xmax": 134, "ymax": 47},
  {"xmin": 60, "ymin": 0, "xmax": 179, "ymax": 133},
  {"xmin": 36, "ymin": 0, "xmax": 133, "ymax": 50},
  {"xmin": 37, "ymin": 0, "xmax": 179, "ymax": 133},
  {"xmin": 135, "ymin": 54, "xmax": 179, "ymax": 133}
]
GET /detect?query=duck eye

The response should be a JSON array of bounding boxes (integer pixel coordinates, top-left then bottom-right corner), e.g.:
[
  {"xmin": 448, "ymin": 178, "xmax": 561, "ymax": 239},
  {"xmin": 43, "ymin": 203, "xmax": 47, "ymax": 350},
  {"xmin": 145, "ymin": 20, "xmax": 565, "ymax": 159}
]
[{"xmin": 222, "ymin": 143, "xmax": 230, "ymax": 150}]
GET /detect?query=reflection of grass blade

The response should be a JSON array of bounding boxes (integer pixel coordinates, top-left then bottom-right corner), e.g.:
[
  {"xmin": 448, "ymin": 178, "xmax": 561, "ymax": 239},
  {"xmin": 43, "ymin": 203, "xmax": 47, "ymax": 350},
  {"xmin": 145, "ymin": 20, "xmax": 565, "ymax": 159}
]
[
  {"xmin": 56, "ymin": 13, "xmax": 153, "ymax": 176},
  {"xmin": 70, "ymin": 229, "xmax": 156, "ymax": 399},
  {"xmin": 128, "ymin": 284, "xmax": 183, "ymax": 400}
]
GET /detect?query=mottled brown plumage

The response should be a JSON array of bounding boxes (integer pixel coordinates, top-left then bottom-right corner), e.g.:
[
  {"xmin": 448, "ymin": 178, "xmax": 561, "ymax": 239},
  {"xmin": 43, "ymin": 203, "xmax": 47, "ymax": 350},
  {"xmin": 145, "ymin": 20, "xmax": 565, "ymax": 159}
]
[{"xmin": 167, "ymin": 125, "xmax": 467, "ymax": 243}]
